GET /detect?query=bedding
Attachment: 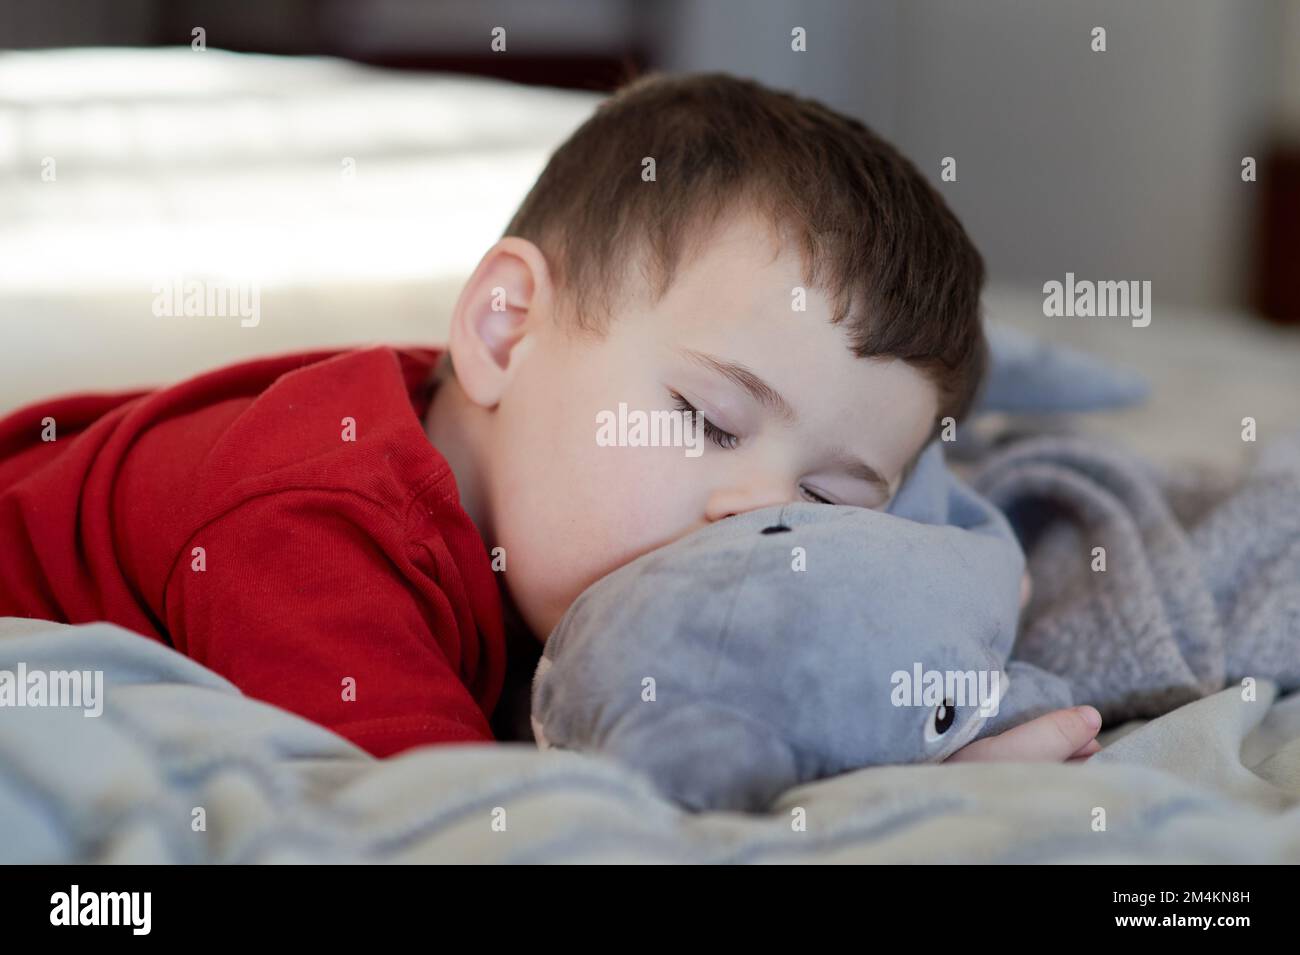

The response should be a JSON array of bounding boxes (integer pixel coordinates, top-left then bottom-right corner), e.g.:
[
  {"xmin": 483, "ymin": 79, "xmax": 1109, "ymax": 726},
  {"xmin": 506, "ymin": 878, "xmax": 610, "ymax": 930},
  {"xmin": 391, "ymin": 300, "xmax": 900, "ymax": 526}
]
[
  {"xmin": 971, "ymin": 427, "xmax": 1300, "ymax": 725},
  {"xmin": 0, "ymin": 48, "xmax": 601, "ymax": 411},
  {"xmin": 2, "ymin": 615, "xmax": 1299, "ymax": 863}
]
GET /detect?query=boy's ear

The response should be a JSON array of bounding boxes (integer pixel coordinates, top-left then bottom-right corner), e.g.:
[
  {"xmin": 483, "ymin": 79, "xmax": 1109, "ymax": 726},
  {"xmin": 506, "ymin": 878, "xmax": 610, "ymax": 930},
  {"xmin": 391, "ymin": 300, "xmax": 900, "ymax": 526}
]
[{"xmin": 448, "ymin": 237, "xmax": 551, "ymax": 408}]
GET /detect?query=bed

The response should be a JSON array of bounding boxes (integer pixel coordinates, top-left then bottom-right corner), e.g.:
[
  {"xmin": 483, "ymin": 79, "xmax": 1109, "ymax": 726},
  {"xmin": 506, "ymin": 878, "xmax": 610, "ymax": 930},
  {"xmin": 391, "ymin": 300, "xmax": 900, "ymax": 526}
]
[{"xmin": 3, "ymin": 48, "xmax": 1300, "ymax": 863}]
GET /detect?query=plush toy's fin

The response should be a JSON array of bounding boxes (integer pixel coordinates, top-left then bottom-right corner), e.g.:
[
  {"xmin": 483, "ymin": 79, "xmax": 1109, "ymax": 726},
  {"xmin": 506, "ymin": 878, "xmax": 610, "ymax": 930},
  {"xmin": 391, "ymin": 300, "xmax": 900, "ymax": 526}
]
[
  {"xmin": 979, "ymin": 660, "xmax": 1075, "ymax": 738},
  {"xmin": 601, "ymin": 702, "xmax": 800, "ymax": 814},
  {"xmin": 974, "ymin": 323, "xmax": 1150, "ymax": 415}
]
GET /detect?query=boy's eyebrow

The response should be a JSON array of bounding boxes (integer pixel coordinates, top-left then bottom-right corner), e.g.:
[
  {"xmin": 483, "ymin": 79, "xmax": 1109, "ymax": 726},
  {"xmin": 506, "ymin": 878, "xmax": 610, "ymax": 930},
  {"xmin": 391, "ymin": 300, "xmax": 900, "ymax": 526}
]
[
  {"xmin": 677, "ymin": 348, "xmax": 796, "ymax": 423},
  {"xmin": 825, "ymin": 446, "xmax": 892, "ymax": 497},
  {"xmin": 677, "ymin": 347, "xmax": 891, "ymax": 495}
]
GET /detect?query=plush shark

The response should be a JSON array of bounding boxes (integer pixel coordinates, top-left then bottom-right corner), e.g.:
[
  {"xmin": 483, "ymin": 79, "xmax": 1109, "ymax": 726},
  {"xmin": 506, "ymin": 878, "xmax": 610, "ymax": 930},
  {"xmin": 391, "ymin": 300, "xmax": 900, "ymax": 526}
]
[{"xmin": 530, "ymin": 437, "xmax": 1074, "ymax": 812}]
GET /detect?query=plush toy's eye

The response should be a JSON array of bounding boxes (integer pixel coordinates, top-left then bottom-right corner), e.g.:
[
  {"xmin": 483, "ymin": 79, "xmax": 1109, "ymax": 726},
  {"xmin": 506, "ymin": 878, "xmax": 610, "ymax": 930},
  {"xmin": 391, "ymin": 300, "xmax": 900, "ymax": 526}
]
[{"xmin": 924, "ymin": 698, "xmax": 957, "ymax": 743}]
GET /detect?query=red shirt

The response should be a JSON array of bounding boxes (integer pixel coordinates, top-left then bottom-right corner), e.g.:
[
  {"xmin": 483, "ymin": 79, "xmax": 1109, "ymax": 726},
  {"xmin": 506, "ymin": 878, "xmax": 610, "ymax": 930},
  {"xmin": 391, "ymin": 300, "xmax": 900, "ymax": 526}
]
[{"xmin": 0, "ymin": 346, "xmax": 506, "ymax": 755}]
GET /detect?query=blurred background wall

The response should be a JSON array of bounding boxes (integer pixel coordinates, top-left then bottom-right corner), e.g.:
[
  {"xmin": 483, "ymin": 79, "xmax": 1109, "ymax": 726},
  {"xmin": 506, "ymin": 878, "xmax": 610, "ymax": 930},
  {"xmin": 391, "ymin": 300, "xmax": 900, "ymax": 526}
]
[
  {"xmin": 655, "ymin": 0, "xmax": 1298, "ymax": 314},
  {"xmin": 3, "ymin": 0, "xmax": 1296, "ymax": 318}
]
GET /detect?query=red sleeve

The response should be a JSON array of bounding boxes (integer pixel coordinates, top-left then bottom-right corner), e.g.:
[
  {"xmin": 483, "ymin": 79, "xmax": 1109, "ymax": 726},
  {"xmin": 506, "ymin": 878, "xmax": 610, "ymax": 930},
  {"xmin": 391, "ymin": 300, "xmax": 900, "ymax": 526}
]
[{"xmin": 163, "ymin": 492, "xmax": 497, "ymax": 756}]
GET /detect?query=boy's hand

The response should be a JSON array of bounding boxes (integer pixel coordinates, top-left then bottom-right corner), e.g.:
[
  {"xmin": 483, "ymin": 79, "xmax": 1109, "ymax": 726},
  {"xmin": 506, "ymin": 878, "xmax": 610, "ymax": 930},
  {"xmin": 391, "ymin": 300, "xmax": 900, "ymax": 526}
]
[{"xmin": 945, "ymin": 706, "xmax": 1102, "ymax": 763}]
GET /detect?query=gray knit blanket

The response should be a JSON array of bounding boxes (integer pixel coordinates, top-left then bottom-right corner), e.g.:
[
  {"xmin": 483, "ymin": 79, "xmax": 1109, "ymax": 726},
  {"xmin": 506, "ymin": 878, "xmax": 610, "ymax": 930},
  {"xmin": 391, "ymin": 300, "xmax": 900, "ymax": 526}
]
[{"xmin": 971, "ymin": 427, "xmax": 1300, "ymax": 724}]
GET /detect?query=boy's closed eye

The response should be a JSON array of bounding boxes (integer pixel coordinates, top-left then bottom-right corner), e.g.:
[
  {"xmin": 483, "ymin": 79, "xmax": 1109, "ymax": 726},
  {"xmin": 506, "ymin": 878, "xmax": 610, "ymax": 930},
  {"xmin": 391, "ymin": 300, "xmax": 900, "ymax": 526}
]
[
  {"xmin": 670, "ymin": 388, "xmax": 839, "ymax": 505},
  {"xmin": 668, "ymin": 390, "xmax": 740, "ymax": 451},
  {"xmin": 667, "ymin": 345, "xmax": 895, "ymax": 508}
]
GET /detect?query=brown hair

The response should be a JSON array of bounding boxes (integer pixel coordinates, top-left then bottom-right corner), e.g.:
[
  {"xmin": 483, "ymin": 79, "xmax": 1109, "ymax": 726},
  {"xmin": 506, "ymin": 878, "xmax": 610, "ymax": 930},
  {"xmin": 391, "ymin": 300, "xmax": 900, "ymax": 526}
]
[{"xmin": 503, "ymin": 71, "xmax": 988, "ymax": 429}]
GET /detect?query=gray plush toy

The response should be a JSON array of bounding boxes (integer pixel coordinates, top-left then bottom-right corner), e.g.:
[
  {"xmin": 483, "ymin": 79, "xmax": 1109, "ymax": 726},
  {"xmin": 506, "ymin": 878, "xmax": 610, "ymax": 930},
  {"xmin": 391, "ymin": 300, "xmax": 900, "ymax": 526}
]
[
  {"xmin": 529, "ymin": 325, "xmax": 1145, "ymax": 813},
  {"xmin": 530, "ymin": 438, "xmax": 1078, "ymax": 812}
]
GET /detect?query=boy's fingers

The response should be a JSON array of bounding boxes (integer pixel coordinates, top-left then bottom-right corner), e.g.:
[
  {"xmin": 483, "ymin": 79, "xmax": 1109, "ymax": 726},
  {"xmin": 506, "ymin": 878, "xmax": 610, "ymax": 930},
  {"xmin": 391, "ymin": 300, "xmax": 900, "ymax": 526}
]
[
  {"xmin": 1071, "ymin": 738, "xmax": 1103, "ymax": 758},
  {"xmin": 967, "ymin": 706, "xmax": 1101, "ymax": 762},
  {"xmin": 1004, "ymin": 706, "xmax": 1101, "ymax": 760},
  {"xmin": 944, "ymin": 706, "xmax": 1103, "ymax": 762},
  {"xmin": 1067, "ymin": 737, "xmax": 1102, "ymax": 762}
]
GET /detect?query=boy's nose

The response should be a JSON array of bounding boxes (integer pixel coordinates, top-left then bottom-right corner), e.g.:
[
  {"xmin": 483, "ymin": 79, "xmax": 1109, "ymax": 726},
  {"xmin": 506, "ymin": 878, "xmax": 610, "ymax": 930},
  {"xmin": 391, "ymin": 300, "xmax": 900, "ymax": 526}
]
[{"xmin": 704, "ymin": 483, "xmax": 794, "ymax": 523}]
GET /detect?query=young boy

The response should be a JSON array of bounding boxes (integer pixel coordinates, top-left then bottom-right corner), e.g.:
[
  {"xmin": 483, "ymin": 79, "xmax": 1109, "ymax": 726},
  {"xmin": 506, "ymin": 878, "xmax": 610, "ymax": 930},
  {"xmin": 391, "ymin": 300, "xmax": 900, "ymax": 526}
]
[{"xmin": 0, "ymin": 73, "xmax": 1100, "ymax": 764}]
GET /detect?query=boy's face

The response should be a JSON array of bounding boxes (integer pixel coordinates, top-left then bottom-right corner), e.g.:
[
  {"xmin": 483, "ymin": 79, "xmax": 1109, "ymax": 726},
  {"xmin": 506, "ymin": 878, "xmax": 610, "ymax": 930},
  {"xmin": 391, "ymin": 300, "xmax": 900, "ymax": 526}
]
[{"xmin": 448, "ymin": 211, "xmax": 940, "ymax": 641}]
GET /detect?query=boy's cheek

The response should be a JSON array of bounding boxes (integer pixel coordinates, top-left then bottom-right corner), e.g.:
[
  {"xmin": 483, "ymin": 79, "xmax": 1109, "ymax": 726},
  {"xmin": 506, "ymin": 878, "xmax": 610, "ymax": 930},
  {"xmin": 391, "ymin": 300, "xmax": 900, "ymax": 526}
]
[{"xmin": 500, "ymin": 470, "xmax": 689, "ymax": 634}]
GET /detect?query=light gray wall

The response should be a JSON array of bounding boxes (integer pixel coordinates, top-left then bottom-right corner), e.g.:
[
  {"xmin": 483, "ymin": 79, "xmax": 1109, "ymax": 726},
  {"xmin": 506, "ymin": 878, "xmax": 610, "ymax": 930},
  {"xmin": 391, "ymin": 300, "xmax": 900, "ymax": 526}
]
[
  {"xmin": 649, "ymin": 0, "xmax": 902, "ymax": 140},
  {"xmin": 655, "ymin": 0, "xmax": 1294, "ymax": 310}
]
